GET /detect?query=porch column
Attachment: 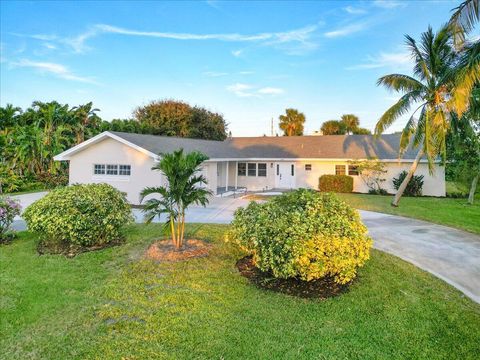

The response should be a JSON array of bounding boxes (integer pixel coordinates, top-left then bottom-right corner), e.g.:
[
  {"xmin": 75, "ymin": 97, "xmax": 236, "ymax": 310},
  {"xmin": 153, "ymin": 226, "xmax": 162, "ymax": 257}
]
[
  {"xmin": 235, "ymin": 162, "xmax": 238, "ymax": 189},
  {"xmin": 225, "ymin": 161, "xmax": 229, "ymax": 191}
]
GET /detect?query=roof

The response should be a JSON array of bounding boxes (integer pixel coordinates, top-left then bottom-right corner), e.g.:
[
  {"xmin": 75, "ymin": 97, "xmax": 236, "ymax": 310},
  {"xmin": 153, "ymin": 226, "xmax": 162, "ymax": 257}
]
[{"xmin": 54, "ymin": 131, "xmax": 420, "ymax": 161}]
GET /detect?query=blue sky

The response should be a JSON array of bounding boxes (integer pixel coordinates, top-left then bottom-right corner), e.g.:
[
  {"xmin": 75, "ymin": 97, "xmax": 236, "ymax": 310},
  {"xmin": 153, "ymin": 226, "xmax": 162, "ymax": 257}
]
[{"xmin": 0, "ymin": 0, "xmax": 463, "ymax": 136}]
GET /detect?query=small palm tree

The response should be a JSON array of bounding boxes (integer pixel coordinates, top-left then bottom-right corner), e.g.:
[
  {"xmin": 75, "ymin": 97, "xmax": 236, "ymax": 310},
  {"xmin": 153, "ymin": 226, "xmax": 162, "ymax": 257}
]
[
  {"xmin": 375, "ymin": 25, "xmax": 456, "ymax": 206},
  {"xmin": 140, "ymin": 149, "xmax": 212, "ymax": 249},
  {"xmin": 279, "ymin": 108, "xmax": 305, "ymax": 136}
]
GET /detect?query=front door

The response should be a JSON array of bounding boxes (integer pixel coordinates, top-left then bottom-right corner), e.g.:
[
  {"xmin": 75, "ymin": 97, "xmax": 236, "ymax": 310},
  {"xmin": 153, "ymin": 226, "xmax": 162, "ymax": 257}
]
[{"xmin": 275, "ymin": 162, "xmax": 295, "ymax": 189}]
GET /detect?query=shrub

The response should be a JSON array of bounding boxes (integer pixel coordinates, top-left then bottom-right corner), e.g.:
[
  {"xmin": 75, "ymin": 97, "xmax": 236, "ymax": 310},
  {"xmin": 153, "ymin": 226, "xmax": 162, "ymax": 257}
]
[
  {"xmin": 368, "ymin": 188, "xmax": 389, "ymax": 195},
  {"xmin": 23, "ymin": 184, "xmax": 133, "ymax": 251},
  {"xmin": 0, "ymin": 196, "xmax": 21, "ymax": 243},
  {"xmin": 392, "ymin": 171, "xmax": 424, "ymax": 197},
  {"xmin": 319, "ymin": 175, "xmax": 353, "ymax": 193},
  {"xmin": 226, "ymin": 189, "xmax": 372, "ymax": 284}
]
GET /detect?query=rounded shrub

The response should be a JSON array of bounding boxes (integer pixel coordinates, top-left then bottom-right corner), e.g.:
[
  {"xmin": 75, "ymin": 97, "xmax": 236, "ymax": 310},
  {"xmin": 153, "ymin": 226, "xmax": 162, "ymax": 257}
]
[
  {"xmin": 226, "ymin": 189, "xmax": 372, "ymax": 284},
  {"xmin": 319, "ymin": 175, "xmax": 353, "ymax": 193},
  {"xmin": 23, "ymin": 184, "xmax": 133, "ymax": 250}
]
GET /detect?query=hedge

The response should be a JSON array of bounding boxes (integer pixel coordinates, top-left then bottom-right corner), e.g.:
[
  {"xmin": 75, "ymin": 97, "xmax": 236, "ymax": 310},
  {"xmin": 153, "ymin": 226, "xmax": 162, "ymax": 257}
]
[{"xmin": 319, "ymin": 175, "xmax": 353, "ymax": 193}]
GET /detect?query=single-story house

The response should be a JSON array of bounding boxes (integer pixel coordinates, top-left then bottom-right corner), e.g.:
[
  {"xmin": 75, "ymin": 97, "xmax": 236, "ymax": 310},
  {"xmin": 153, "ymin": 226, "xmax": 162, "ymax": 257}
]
[{"xmin": 54, "ymin": 131, "xmax": 446, "ymax": 204}]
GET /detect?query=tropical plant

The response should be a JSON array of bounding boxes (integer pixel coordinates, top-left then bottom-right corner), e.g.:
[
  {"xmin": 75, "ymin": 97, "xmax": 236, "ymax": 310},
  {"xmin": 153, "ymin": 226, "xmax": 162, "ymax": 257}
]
[
  {"xmin": 375, "ymin": 25, "xmax": 457, "ymax": 206},
  {"xmin": 71, "ymin": 102, "xmax": 100, "ymax": 144},
  {"xmin": 393, "ymin": 171, "xmax": 425, "ymax": 197},
  {"xmin": 320, "ymin": 115, "xmax": 371, "ymax": 135},
  {"xmin": 279, "ymin": 108, "xmax": 305, "ymax": 136},
  {"xmin": 341, "ymin": 114, "xmax": 360, "ymax": 134},
  {"xmin": 140, "ymin": 150, "xmax": 212, "ymax": 249},
  {"xmin": 349, "ymin": 159, "xmax": 388, "ymax": 194},
  {"xmin": 226, "ymin": 190, "xmax": 372, "ymax": 284},
  {"xmin": 23, "ymin": 184, "xmax": 132, "ymax": 252},
  {"xmin": 321, "ymin": 120, "xmax": 346, "ymax": 135},
  {"xmin": 0, "ymin": 196, "xmax": 21, "ymax": 243}
]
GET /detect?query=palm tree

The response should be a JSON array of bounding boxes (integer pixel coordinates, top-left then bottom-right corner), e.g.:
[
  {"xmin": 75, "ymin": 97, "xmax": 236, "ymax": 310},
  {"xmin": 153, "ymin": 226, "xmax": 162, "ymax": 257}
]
[
  {"xmin": 375, "ymin": 25, "xmax": 456, "ymax": 206},
  {"xmin": 320, "ymin": 120, "xmax": 346, "ymax": 135},
  {"xmin": 279, "ymin": 108, "xmax": 305, "ymax": 136},
  {"xmin": 340, "ymin": 114, "xmax": 360, "ymax": 134},
  {"xmin": 140, "ymin": 150, "xmax": 212, "ymax": 249},
  {"xmin": 71, "ymin": 102, "xmax": 100, "ymax": 144}
]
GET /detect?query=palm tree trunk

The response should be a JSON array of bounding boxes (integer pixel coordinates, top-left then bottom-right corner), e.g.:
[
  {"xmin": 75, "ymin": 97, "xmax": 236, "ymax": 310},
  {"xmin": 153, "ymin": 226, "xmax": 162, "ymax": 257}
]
[
  {"xmin": 391, "ymin": 148, "xmax": 424, "ymax": 207},
  {"xmin": 180, "ymin": 212, "xmax": 186, "ymax": 248},
  {"xmin": 468, "ymin": 173, "xmax": 479, "ymax": 205},
  {"xmin": 170, "ymin": 217, "xmax": 177, "ymax": 248}
]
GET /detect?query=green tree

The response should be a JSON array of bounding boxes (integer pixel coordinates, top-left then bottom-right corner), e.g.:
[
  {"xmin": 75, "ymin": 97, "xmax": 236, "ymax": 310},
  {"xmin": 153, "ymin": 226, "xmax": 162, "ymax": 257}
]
[
  {"xmin": 279, "ymin": 108, "xmax": 305, "ymax": 136},
  {"xmin": 71, "ymin": 102, "xmax": 100, "ymax": 144},
  {"xmin": 375, "ymin": 25, "xmax": 456, "ymax": 206},
  {"xmin": 320, "ymin": 120, "xmax": 346, "ymax": 135},
  {"xmin": 340, "ymin": 114, "xmax": 360, "ymax": 134},
  {"xmin": 140, "ymin": 150, "xmax": 212, "ymax": 249}
]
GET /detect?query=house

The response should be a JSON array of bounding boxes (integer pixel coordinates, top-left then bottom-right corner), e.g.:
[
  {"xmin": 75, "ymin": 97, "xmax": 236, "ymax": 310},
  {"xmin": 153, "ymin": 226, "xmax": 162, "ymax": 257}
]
[{"xmin": 54, "ymin": 131, "xmax": 446, "ymax": 204}]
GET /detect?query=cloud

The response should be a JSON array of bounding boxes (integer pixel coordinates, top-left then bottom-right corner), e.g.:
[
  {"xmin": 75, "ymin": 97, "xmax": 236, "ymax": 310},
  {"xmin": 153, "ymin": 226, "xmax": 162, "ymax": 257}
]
[
  {"xmin": 373, "ymin": 0, "xmax": 406, "ymax": 9},
  {"xmin": 344, "ymin": 6, "xmax": 367, "ymax": 15},
  {"xmin": 239, "ymin": 71, "xmax": 254, "ymax": 75},
  {"xmin": 346, "ymin": 51, "xmax": 412, "ymax": 70},
  {"xmin": 232, "ymin": 49, "xmax": 243, "ymax": 57},
  {"xmin": 257, "ymin": 87, "xmax": 284, "ymax": 95},
  {"xmin": 324, "ymin": 22, "xmax": 368, "ymax": 38},
  {"xmin": 227, "ymin": 83, "xmax": 285, "ymax": 97},
  {"xmin": 202, "ymin": 71, "xmax": 228, "ymax": 77},
  {"xmin": 11, "ymin": 59, "xmax": 97, "ymax": 84}
]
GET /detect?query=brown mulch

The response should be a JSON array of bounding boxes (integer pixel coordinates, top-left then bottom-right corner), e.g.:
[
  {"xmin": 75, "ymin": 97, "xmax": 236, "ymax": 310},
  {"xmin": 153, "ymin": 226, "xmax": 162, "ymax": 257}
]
[
  {"xmin": 145, "ymin": 239, "xmax": 211, "ymax": 262},
  {"xmin": 236, "ymin": 256, "xmax": 351, "ymax": 299}
]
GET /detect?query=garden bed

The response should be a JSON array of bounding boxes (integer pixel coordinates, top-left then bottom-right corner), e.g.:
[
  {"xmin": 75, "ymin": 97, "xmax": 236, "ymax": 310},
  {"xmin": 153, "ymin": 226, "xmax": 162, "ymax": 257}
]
[{"xmin": 145, "ymin": 239, "xmax": 210, "ymax": 261}]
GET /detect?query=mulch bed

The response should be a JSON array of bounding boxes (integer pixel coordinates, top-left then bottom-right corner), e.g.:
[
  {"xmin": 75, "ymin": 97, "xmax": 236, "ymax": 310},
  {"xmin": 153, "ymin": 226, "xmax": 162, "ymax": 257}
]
[
  {"xmin": 236, "ymin": 256, "xmax": 351, "ymax": 299},
  {"xmin": 145, "ymin": 239, "xmax": 211, "ymax": 262}
]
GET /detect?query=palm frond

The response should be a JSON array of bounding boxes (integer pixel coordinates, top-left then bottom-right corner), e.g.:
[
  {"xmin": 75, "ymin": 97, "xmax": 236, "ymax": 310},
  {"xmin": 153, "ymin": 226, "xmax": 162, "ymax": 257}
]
[
  {"xmin": 449, "ymin": 0, "xmax": 479, "ymax": 47},
  {"xmin": 376, "ymin": 74, "xmax": 425, "ymax": 93}
]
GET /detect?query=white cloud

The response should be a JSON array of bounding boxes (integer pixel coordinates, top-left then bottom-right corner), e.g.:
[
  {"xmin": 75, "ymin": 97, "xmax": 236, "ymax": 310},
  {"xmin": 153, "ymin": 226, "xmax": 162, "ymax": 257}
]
[
  {"xmin": 232, "ymin": 49, "xmax": 243, "ymax": 57},
  {"xmin": 11, "ymin": 59, "xmax": 97, "ymax": 84},
  {"xmin": 202, "ymin": 71, "xmax": 228, "ymax": 77},
  {"xmin": 344, "ymin": 6, "xmax": 367, "ymax": 15},
  {"xmin": 239, "ymin": 71, "xmax": 254, "ymax": 75},
  {"xmin": 226, "ymin": 83, "xmax": 255, "ymax": 97},
  {"xmin": 257, "ymin": 87, "xmax": 284, "ymax": 95},
  {"xmin": 373, "ymin": 0, "xmax": 406, "ymax": 9},
  {"xmin": 347, "ymin": 51, "xmax": 412, "ymax": 70},
  {"xmin": 42, "ymin": 42, "xmax": 57, "ymax": 50},
  {"xmin": 324, "ymin": 22, "xmax": 367, "ymax": 38}
]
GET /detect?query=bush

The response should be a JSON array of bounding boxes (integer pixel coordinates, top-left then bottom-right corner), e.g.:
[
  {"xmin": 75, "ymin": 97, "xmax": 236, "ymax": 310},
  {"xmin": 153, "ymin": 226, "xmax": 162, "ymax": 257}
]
[
  {"xmin": 23, "ymin": 184, "xmax": 133, "ymax": 251},
  {"xmin": 368, "ymin": 188, "xmax": 389, "ymax": 195},
  {"xmin": 392, "ymin": 171, "xmax": 424, "ymax": 197},
  {"xmin": 226, "ymin": 189, "xmax": 372, "ymax": 284},
  {"xmin": 319, "ymin": 175, "xmax": 353, "ymax": 193},
  {"xmin": 0, "ymin": 196, "xmax": 21, "ymax": 243}
]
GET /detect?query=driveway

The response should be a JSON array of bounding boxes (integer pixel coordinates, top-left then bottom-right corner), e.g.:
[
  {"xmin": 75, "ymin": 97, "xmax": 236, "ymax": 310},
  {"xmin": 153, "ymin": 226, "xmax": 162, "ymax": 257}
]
[{"xmin": 10, "ymin": 192, "xmax": 480, "ymax": 303}]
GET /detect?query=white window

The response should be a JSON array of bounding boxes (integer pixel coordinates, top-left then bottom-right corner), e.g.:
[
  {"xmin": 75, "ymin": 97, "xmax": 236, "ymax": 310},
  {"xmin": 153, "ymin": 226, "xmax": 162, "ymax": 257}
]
[
  {"xmin": 258, "ymin": 163, "xmax": 267, "ymax": 177},
  {"xmin": 247, "ymin": 163, "xmax": 256, "ymax": 177},
  {"xmin": 119, "ymin": 165, "xmax": 131, "ymax": 176},
  {"xmin": 305, "ymin": 164, "xmax": 312, "ymax": 171},
  {"xmin": 94, "ymin": 164, "xmax": 105, "ymax": 175},
  {"xmin": 335, "ymin": 165, "xmax": 346, "ymax": 175},
  {"xmin": 238, "ymin": 162, "xmax": 246, "ymax": 176}
]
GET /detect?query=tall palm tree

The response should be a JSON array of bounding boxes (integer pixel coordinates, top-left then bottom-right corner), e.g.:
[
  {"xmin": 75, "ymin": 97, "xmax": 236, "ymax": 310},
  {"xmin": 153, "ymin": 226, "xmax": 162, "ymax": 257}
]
[
  {"xmin": 140, "ymin": 150, "xmax": 212, "ymax": 249},
  {"xmin": 71, "ymin": 102, "xmax": 100, "ymax": 144},
  {"xmin": 340, "ymin": 114, "xmax": 360, "ymax": 134},
  {"xmin": 279, "ymin": 108, "xmax": 305, "ymax": 136},
  {"xmin": 375, "ymin": 25, "xmax": 456, "ymax": 206}
]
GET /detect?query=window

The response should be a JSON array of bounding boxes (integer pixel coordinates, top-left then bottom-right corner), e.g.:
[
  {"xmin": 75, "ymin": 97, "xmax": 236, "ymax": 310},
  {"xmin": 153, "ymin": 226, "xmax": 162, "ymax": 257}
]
[
  {"xmin": 119, "ymin": 165, "xmax": 131, "ymax": 176},
  {"xmin": 335, "ymin": 165, "xmax": 346, "ymax": 175},
  {"xmin": 348, "ymin": 165, "xmax": 359, "ymax": 176},
  {"xmin": 305, "ymin": 164, "xmax": 312, "ymax": 171},
  {"xmin": 258, "ymin": 163, "xmax": 267, "ymax": 177},
  {"xmin": 248, "ymin": 163, "xmax": 256, "ymax": 176},
  {"xmin": 238, "ymin": 162, "xmax": 246, "ymax": 176},
  {"xmin": 291, "ymin": 164, "xmax": 295, "ymax": 176},
  {"xmin": 276, "ymin": 164, "xmax": 279, "ymax": 176},
  {"xmin": 94, "ymin": 164, "xmax": 105, "ymax": 175},
  {"xmin": 107, "ymin": 164, "xmax": 118, "ymax": 175}
]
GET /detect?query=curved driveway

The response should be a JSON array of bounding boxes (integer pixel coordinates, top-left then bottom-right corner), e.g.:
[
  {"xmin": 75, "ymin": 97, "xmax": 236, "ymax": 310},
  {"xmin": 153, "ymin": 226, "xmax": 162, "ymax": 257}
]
[{"xmin": 10, "ymin": 192, "xmax": 480, "ymax": 303}]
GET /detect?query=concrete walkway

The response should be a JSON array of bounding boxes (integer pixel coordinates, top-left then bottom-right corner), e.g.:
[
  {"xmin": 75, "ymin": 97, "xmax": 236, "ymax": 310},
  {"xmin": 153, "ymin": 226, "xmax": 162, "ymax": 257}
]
[{"xmin": 9, "ymin": 192, "xmax": 480, "ymax": 303}]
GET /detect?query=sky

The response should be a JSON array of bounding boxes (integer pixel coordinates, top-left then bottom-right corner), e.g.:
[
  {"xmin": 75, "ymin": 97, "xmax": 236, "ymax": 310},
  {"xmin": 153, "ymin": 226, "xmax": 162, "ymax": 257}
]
[{"xmin": 0, "ymin": 0, "xmax": 466, "ymax": 136}]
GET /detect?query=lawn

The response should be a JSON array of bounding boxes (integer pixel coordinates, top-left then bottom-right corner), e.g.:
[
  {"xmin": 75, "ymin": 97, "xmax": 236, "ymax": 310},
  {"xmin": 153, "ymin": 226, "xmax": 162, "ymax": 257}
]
[
  {"xmin": 336, "ymin": 193, "xmax": 480, "ymax": 234},
  {"xmin": 1, "ymin": 224, "xmax": 480, "ymax": 359}
]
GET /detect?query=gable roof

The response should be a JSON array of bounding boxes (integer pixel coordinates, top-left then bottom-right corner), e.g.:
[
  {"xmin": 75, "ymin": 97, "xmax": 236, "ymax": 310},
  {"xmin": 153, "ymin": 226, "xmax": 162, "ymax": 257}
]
[{"xmin": 54, "ymin": 131, "xmax": 421, "ymax": 162}]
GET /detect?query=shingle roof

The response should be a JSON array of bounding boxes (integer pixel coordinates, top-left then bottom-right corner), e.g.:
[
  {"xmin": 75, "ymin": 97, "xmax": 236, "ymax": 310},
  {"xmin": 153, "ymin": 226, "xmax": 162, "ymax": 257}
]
[{"xmin": 110, "ymin": 131, "xmax": 419, "ymax": 160}]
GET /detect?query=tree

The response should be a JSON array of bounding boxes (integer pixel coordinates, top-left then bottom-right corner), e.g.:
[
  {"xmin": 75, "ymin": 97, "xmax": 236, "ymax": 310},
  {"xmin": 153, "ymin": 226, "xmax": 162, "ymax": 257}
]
[
  {"xmin": 320, "ymin": 120, "xmax": 346, "ymax": 135},
  {"xmin": 349, "ymin": 159, "xmax": 387, "ymax": 194},
  {"xmin": 279, "ymin": 108, "xmax": 305, "ymax": 136},
  {"xmin": 71, "ymin": 102, "xmax": 100, "ymax": 144},
  {"xmin": 352, "ymin": 127, "xmax": 372, "ymax": 135},
  {"xmin": 375, "ymin": 25, "xmax": 457, "ymax": 206},
  {"xmin": 341, "ymin": 114, "xmax": 360, "ymax": 134},
  {"xmin": 133, "ymin": 99, "xmax": 227, "ymax": 140},
  {"xmin": 140, "ymin": 150, "xmax": 212, "ymax": 249}
]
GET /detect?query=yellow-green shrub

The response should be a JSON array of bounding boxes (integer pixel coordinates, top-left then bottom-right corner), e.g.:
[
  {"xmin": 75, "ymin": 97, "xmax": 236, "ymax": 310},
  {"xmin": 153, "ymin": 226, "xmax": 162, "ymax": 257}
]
[
  {"xmin": 23, "ymin": 184, "xmax": 133, "ymax": 249},
  {"xmin": 319, "ymin": 175, "xmax": 353, "ymax": 193},
  {"xmin": 226, "ymin": 189, "xmax": 372, "ymax": 284}
]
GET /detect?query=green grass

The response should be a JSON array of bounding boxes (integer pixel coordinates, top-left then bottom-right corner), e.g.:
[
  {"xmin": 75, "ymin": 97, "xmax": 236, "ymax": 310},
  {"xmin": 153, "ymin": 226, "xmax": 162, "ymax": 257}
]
[
  {"xmin": 337, "ymin": 193, "xmax": 480, "ymax": 234},
  {"xmin": 1, "ymin": 224, "xmax": 479, "ymax": 359}
]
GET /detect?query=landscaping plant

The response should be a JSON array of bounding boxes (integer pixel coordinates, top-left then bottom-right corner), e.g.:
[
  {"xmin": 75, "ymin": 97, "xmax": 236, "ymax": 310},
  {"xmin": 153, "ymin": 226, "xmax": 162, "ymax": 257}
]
[
  {"xmin": 140, "ymin": 149, "xmax": 212, "ymax": 249},
  {"xmin": 393, "ymin": 171, "xmax": 424, "ymax": 197},
  {"xmin": 349, "ymin": 159, "xmax": 388, "ymax": 194},
  {"xmin": 0, "ymin": 196, "xmax": 21, "ymax": 243},
  {"xmin": 227, "ymin": 189, "xmax": 372, "ymax": 284},
  {"xmin": 319, "ymin": 174, "xmax": 353, "ymax": 193},
  {"xmin": 23, "ymin": 184, "xmax": 132, "ymax": 252}
]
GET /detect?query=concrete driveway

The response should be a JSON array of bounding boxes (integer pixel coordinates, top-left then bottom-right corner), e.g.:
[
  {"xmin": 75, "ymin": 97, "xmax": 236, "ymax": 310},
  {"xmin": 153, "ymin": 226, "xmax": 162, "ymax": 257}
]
[{"xmin": 10, "ymin": 192, "xmax": 480, "ymax": 303}]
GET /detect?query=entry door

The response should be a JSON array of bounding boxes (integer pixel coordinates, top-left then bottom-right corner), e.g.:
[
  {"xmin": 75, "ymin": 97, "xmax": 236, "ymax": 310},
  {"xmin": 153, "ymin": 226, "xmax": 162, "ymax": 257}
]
[{"xmin": 275, "ymin": 162, "xmax": 295, "ymax": 188}]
